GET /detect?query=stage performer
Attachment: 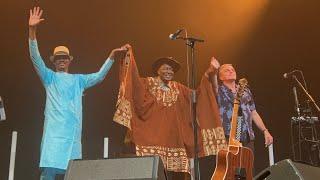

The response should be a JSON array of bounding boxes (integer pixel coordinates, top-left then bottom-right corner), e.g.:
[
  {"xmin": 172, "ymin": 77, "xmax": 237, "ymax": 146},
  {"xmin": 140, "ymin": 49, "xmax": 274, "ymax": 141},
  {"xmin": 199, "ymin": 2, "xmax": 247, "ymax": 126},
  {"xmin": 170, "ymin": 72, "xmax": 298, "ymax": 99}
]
[
  {"xmin": 113, "ymin": 45, "xmax": 227, "ymax": 179},
  {"xmin": 209, "ymin": 57, "xmax": 273, "ymax": 175},
  {"xmin": 28, "ymin": 7, "xmax": 127, "ymax": 180},
  {"xmin": 210, "ymin": 57, "xmax": 273, "ymax": 152}
]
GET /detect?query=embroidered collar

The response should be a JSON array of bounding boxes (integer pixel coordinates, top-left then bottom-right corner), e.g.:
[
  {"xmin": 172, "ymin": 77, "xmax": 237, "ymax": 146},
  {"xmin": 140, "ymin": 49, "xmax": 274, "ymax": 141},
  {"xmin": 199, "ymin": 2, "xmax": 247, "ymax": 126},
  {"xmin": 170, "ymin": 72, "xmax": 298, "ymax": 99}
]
[{"xmin": 148, "ymin": 77, "xmax": 179, "ymax": 107}]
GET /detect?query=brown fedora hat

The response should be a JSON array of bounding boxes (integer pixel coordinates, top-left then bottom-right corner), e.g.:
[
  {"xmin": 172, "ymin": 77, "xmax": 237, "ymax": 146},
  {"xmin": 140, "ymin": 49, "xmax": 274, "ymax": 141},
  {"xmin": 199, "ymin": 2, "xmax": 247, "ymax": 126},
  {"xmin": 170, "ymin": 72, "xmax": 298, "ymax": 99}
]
[{"xmin": 152, "ymin": 57, "xmax": 181, "ymax": 75}]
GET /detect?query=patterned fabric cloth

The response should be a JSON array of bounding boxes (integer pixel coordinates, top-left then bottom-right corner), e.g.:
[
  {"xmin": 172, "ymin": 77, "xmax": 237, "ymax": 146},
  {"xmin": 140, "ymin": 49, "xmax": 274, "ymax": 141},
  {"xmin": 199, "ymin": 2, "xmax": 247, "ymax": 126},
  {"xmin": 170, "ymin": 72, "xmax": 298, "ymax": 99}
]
[
  {"xmin": 217, "ymin": 84, "xmax": 256, "ymax": 142},
  {"xmin": 29, "ymin": 39, "xmax": 114, "ymax": 170},
  {"xmin": 113, "ymin": 50, "xmax": 227, "ymax": 172}
]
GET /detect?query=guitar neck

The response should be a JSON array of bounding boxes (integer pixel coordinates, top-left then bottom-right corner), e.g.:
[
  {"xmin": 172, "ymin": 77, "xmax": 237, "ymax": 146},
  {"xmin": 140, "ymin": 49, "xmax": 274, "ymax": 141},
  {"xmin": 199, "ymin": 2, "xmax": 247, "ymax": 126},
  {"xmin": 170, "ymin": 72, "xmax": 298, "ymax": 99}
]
[{"xmin": 229, "ymin": 99, "xmax": 240, "ymax": 146}]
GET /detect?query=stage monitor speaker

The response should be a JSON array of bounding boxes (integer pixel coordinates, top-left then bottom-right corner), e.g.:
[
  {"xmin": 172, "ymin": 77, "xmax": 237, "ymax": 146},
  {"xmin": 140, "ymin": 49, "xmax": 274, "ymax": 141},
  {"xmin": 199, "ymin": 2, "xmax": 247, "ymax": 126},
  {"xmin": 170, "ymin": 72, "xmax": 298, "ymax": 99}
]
[
  {"xmin": 64, "ymin": 156, "xmax": 166, "ymax": 180},
  {"xmin": 254, "ymin": 159, "xmax": 320, "ymax": 180}
]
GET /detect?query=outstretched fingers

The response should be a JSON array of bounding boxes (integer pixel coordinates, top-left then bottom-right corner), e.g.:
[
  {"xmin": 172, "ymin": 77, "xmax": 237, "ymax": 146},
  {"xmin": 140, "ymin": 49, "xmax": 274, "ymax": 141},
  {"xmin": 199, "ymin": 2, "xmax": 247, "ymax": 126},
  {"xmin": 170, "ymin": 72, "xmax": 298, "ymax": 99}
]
[
  {"xmin": 30, "ymin": 7, "xmax": 42, "ymax": 17},
  {"xmin": 35, "ymin": 7, "xmax": 40, "ymax": 16},
  {"xmin": 33, "ymin": 7, "xmax": 37, "ymax": 15},
  {"xmin": 39, "ymin": 9, "xmax": 43, "ymax": 18}
]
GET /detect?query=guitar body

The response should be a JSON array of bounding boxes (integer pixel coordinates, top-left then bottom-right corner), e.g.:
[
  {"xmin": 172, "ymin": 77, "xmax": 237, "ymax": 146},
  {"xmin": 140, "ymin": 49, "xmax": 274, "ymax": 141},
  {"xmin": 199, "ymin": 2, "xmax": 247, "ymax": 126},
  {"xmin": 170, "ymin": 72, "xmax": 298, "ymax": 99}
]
[{"xmin": 212, "ymin": 145, "xmax": 254, "ymax": 180}]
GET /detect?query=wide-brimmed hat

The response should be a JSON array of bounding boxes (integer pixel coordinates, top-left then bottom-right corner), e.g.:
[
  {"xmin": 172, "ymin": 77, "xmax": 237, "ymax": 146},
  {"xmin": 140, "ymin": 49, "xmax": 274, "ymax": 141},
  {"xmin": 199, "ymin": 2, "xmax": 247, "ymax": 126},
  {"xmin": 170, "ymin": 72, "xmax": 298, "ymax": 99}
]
[
  {"xmin": 49, "ymin": 46, "xmax": 73, "ymax": 61},
  {"xmin": 152, "ymin": 57, "xmax": 181, "ymax": 75}
]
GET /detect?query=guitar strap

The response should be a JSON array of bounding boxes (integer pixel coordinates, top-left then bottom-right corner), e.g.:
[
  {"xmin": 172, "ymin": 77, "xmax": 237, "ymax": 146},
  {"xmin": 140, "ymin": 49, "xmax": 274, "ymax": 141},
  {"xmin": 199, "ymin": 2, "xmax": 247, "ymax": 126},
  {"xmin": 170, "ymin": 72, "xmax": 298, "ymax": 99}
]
[{"xmin": 236, "ymin": 116, "xmax": 243, "ymax": 141}]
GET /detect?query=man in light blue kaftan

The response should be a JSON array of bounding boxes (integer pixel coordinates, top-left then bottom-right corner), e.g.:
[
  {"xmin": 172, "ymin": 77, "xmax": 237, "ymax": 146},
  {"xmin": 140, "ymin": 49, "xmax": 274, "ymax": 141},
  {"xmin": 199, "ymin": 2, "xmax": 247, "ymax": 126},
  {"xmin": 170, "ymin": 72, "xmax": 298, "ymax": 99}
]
[
  {"xmin": 28, "ymin": 7, "xmax": 128, "ymax": 180},
  {"xmin": 29, "ymin": 39, "xmax": 114, "ymax": 176}
]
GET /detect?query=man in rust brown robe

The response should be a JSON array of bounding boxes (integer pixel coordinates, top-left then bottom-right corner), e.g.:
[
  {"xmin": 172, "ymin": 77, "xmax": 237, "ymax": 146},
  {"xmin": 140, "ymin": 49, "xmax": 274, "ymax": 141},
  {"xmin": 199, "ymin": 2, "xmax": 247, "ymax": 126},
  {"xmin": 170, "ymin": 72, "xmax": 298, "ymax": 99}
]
[{"xmin": 113, "ymin": 45, "xmax": 226, "ymax": 178}]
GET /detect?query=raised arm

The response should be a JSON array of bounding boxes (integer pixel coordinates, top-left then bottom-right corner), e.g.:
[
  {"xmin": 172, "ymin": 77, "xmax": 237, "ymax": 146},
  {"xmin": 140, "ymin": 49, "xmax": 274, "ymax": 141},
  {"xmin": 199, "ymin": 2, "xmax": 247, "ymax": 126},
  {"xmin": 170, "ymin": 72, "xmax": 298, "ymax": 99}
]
[
  {"xmin": 119, "ymin": 44, "xmax": 156, "ymax": 119},
  {"xmin": 205, "ymin": 56, "xmax": 220, "ymax": 95},
  {"xmin": 113, "ymin": 46, "xmax": 155, "ymax": 128},
  {"xmin": 28, "ymin": 7, "xmax": 52, "ymax": 85},
  {"xmin": 81, "ymin": 45, "xmax": 129, "ymax": 89},
  {"xmin": 29, "ymin": 7, "xmax": 44, "ymax": 40}
]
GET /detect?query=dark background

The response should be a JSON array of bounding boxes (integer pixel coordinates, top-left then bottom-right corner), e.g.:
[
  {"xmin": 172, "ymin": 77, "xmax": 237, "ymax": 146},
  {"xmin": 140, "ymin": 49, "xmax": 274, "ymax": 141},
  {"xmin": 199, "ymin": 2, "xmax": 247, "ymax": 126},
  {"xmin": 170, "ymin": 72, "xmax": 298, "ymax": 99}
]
[{"xmin": 0, "ymin": 0, "xmax": 319, "ymax": 179}]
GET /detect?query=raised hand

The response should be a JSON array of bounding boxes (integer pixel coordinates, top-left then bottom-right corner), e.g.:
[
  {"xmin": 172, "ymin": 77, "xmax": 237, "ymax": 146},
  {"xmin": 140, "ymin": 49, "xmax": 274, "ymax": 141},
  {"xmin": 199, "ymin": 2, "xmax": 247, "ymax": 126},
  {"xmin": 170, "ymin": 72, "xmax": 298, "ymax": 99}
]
[
  {"xmin": 121, "ymin": 44, "xmax": 132, "ymax": 51},
  {"xmin": 108, "ymin": 44, "xmax": 132, "ymax": 60},
  {"xmin": 210, "ymin": 56, "xmax": 220, "ymax": 69},
  {"xmin": 29, "ymin": 7, "xmax": 44, "ymax": 27}
]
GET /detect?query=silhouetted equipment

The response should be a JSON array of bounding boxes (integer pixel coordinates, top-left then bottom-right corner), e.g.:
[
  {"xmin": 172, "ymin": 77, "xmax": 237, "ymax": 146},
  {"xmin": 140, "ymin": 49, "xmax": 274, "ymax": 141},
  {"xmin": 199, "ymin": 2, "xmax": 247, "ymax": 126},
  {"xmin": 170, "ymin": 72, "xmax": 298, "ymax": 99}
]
[{"xmin": 254, "ymin": 159, "xmax": 320, "ymax": 180}]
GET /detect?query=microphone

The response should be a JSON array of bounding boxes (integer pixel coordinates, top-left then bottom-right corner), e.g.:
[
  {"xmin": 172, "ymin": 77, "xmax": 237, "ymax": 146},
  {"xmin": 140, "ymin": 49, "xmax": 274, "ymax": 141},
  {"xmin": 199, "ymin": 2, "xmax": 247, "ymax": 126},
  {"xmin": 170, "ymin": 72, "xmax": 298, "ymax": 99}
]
[
  {"xmin": 283, "ymin": 70, "xmax": 300, "ymax": 79},
  {"xmin": 169, "ymin": 29, "xmax": 184, "ymax": 40},
  {"xmin": 0, "ymin": 96, "xmax": 6, "ymax": 121}
]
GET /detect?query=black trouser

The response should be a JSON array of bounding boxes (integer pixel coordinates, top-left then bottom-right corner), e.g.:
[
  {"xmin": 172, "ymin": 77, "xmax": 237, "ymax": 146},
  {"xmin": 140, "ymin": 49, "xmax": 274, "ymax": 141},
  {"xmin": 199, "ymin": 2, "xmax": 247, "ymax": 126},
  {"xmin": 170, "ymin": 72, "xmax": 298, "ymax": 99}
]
[{"xmin": 166, "ymin": 171, "xmax": 190, "ymax": 180}]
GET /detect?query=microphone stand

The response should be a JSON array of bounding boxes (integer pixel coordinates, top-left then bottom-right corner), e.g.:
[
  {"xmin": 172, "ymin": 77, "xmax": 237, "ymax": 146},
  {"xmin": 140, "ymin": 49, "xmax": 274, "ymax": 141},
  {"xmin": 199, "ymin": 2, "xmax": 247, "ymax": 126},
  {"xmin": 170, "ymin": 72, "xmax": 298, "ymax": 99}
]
[
  {"xmin": 188, "ymin": 37, "xmax": 203, "ymax": 180},
  {"xmin": 175, "ymin": 36, "xmax": 204, "ymax": 180},
  {"xmin": 291, "ymin": 86, "xmax": 302, "ymax": 162},
  {"xmin": 292, "ymin": 75, "xmax": 320, "ymax": 113},
  {"xmin": 292, "ymin": 86, "xmax": 301, "ymax": 116},
  {"xmin": 299, "ymin": 71, "xmax": 313, "ymax": 116},
  {"xmin": 176, "ymin": 36, "xmax": 204, "ymax": 43}
]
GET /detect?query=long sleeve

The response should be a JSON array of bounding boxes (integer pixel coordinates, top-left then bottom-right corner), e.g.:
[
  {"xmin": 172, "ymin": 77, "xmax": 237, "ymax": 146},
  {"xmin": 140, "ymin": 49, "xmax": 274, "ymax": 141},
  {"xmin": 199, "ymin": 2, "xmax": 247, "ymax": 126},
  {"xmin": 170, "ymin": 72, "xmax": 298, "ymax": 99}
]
[
  {"xmin": 29, "ymin": 39, "xmax": 53, "ymax": 85},
  {"xmin": 130, "ymin": 60, "xmax": 156, "ymax": 120},
  {"xmin": 195, "ymin": 68, "xmax": 227, "ymax": 156},
  {"xmin": 113, "ymin": 50, "xmax": 156, "ymax": 130},
  {"xmin": 205, "ymin": 65, "xmax": 219, "ymax": 96},
  {"xmin": 80, "ymin": 58, "xmax": 114, "ymax": 89}
]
